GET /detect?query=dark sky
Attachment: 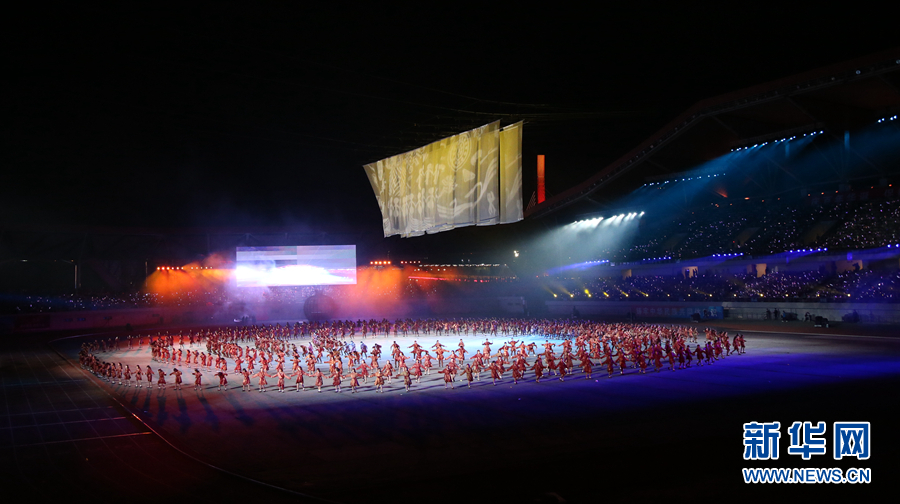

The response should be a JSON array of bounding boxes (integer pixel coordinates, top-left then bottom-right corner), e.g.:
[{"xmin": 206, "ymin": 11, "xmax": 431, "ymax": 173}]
[{"xmin": 4, "ymin": 3, "xmax": 897, "ymax": 233}]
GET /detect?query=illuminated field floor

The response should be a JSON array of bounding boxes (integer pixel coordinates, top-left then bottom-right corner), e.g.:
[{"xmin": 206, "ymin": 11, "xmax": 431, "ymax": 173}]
[{"xmin": 3, "ymin": 324, "xmax": 898, "ymax": 503}]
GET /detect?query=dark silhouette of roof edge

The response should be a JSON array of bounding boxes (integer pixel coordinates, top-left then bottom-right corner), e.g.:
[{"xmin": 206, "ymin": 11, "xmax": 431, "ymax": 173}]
[{"xmin": 525, "ymin": 47, "xmax": 900, "ymax": 220}]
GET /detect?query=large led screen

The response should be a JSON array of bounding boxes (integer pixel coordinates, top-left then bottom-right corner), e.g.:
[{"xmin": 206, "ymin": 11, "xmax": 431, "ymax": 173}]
[{"xmin": 235, "ymin": 245, "xmax": 357, "ymax": 287}]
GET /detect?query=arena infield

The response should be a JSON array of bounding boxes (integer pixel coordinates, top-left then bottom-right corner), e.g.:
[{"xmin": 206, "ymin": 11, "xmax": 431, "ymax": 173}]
[{"xmin": 3, "ymin": 320, "xmax": 898, "ymax": 503}]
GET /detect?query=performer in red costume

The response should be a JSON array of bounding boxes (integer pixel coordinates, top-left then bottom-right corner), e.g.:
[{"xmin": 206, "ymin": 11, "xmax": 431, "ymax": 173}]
[
  {"xmin": 463, "ymin": 363, "xmax": 474, "ymax": 388},
  {"xmin": 489, "ymin": 361, "xmax": 501, "ymax": 385},
  {"xmin": 309, "ymin": 369, "xmax": 324, "ymax": 393},
  {"xmin": 329, "ymin": 370, "xmax": 343, "ymax": 393},
  {"xmin": 193, "ymin": 369, "xmax": 203, "ymax": 390},
  {"xmin": 399, "ymin": 364, "xmax": 411, "ymax": 392},
  {"xmin": 241, "ymin": 369, "xmax": 251, "ymax": 392},
  {"xmin": 346, "ymin": 368, "xmax": 361, "ymax": 393},
  {"xmin": 531, "ymin": 358, "xmax": 544, "ymax": 383},
  {"xmin": 253, "ymin": 369, "xmax": 269, "ymax": 392},
  {"xmin": 441, "ymin": 365, "xmax": 454, "ymax": 389},
  {"xmin": 273, "ymin": 369, "xmax": 287, "ymax": 393},
  {"xmin": 290, "ymin": 367, "xmax": 305, "ymax": 391},
  {"xmin": 373, "ymin": 369, "xmax": 385, "ymax": 393},
  {"xmin": 216, "ymin": 371, "xmax": 228, "ymax": 391},
  {"xmin": 169, "ymin": 368, "xmax": 183, "ymax": 390}
]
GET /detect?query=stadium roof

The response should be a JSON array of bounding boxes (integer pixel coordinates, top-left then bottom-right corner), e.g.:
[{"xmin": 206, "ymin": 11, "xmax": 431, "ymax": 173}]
[{"xmin": 526, "ymin": 48, "xmax": 900, "ymax": 219}]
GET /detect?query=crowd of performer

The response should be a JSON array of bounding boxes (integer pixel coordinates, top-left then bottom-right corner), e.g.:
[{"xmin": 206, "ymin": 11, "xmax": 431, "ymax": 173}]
[{"xmin": 78, "ymin": 317, "xmax": 746, "ymax": 394}]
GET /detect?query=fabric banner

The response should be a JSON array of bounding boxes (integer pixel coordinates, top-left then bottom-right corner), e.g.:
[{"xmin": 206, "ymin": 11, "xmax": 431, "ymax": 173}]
[
  {"xmin": 476, "ymin": 123, "xmax": 500, "ymax": 226},
  {"xmin": 499, "ymin": 121, "xmax": 523, "ymax": 224},
  {"xmin": 364, "ymin": 121, "xmax": 522, "ymax": 238}
]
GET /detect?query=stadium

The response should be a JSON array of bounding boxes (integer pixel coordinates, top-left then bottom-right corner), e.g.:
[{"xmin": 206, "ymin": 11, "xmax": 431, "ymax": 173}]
[{"xmin": 3, "ymin": 6, "xmax": 899, "ymax": 503}]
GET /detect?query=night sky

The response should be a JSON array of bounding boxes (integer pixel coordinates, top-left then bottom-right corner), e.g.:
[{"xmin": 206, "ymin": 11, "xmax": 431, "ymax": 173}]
[{"xmin": 5, "ymin": 4, "xmax": 896, "ymax": 233}]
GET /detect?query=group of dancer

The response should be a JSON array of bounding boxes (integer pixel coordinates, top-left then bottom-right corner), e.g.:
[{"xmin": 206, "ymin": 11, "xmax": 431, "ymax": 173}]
[{"xmin": 79, "ymin": 317, "xmax": 747, "ymax": 395}]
